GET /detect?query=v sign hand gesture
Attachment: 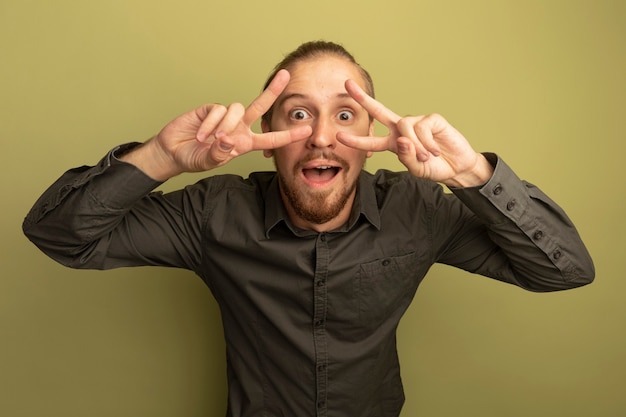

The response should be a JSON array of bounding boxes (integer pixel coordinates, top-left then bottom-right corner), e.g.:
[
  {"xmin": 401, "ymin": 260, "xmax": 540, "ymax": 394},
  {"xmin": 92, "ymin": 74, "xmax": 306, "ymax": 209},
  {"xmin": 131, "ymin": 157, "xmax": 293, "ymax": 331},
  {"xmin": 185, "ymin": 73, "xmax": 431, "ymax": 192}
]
[
  {"xmin": 337, "ymin": 79, "xmax": 494, "ymax": 188},
  {"xmin": 121, "ymin": 70, "xmax": 312, "ymax": 181}
]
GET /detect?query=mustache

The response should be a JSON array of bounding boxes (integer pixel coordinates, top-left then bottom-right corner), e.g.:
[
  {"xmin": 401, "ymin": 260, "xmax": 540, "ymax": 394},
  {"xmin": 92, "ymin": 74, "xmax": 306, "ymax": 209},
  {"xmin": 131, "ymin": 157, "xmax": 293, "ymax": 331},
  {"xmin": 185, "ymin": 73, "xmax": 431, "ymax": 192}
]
[{"xmin": 295, "ymin": 151, "xmax": 350, "ymax": 170}]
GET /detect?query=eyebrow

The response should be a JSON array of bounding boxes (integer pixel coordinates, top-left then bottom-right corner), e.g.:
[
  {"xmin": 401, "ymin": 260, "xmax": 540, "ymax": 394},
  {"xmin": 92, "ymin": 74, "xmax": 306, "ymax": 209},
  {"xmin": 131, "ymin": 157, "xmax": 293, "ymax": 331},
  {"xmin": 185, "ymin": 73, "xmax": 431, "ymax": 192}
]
[{"xmin": 276, "ymin": 92, "xmax": 353, "ymax": 109}]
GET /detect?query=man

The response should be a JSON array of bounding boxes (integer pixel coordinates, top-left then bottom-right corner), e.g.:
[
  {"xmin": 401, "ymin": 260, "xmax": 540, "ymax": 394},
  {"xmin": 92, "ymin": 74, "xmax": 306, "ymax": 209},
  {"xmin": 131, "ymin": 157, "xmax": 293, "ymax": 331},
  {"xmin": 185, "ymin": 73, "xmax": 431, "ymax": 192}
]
[{"xmin": 23, "ymin": 41, "xmax": 594, "ymax": 417}]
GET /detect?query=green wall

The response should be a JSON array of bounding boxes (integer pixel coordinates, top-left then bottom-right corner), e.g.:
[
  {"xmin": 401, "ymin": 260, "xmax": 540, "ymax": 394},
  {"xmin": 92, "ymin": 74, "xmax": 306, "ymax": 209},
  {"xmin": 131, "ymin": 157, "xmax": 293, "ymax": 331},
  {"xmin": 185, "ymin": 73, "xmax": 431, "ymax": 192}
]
[{"xmin": 2, "ymin": 0, "xmax": 624, "ymax": 416}]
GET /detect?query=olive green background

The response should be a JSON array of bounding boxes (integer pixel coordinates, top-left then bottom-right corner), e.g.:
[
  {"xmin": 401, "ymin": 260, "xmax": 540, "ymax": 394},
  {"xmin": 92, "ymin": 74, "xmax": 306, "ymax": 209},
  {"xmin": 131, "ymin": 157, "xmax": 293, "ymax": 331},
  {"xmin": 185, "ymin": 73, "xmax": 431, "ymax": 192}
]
[{"xmin": 1, "ymin": 0, "xmax": 624, "ymax": 416}]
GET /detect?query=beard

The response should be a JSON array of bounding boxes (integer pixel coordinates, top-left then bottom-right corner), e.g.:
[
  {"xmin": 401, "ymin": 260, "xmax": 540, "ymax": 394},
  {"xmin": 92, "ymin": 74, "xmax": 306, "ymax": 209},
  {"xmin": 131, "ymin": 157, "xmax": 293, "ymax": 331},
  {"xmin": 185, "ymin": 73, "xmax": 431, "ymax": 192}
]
[{"xmin": 277, "ymin": 152, "xmax": 361, "ymax": 225}]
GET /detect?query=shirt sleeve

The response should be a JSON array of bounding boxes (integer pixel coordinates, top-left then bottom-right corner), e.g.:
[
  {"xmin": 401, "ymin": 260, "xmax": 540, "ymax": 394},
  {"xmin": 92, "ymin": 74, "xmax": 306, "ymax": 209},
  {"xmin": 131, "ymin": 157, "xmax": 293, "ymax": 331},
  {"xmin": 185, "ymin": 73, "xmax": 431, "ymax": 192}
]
[
  {"xmin": 444, "ymin": 153, "xmax": 594, "ymax": 291},
  {"xmin": 23, "ymin": 143, "xmax": 205, "ymax": 272}
]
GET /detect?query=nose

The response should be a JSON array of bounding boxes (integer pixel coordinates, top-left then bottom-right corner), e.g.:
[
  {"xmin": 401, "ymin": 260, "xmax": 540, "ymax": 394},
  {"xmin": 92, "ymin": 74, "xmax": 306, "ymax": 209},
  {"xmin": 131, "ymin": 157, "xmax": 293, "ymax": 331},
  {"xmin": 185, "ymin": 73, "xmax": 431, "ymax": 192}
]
[{"xmin": 307, "ymin": 118, "xmax": 337, "ymax": 150}]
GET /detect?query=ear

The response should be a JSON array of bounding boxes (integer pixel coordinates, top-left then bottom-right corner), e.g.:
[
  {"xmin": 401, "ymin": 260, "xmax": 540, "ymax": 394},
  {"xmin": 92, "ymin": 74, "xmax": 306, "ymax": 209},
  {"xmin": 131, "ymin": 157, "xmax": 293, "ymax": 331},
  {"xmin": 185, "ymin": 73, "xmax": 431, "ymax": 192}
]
[
  {"xmin": 261, "ymin": 119, "xmax": 270, "ymax": 133},
  {"xmin": 261, "ymin": 119, "xmax": 274, "ymax": 158}
]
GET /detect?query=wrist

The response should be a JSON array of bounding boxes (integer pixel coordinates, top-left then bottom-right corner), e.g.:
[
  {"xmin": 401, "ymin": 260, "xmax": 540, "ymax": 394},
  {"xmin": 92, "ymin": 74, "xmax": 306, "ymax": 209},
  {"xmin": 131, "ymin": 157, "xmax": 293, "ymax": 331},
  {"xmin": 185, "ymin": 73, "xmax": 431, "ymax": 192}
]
[
  {"xmin": 445, "ymin": 153, "xmax": 494, "ymax": 188},
  {"xmin": 118, "ymin": 138, "xmax": 181, "ymax": 181}
]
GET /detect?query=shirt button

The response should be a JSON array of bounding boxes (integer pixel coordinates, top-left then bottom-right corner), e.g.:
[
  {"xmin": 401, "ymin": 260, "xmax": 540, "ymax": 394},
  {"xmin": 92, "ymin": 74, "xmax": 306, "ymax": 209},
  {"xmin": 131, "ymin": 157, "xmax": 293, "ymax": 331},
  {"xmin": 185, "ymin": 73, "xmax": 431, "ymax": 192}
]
[
  {"xmin": 382, "ymin": 259, "xmax": 391, "ymax": 266},
  {"xmin": 493, "ymin": 184, "xmax": 503, "ymax": 195},
  {"xmin": 553, "ymin": 250, "xmax": 562, "ymax": 260},
  {"xmin": 315, "ymin": 319, "xmax": 325, "ymax": 327},
  {"xmin": 506, "ymin": 199, "xmax": 516, "ymax": 211},
  {"xmin": 533, "ymin": 230, "xmax": 544, "ymax": 240},
  {"xmin": 316, "ymin": 279, "xmax": 325, "ymax": 287},
  {"xmin": 317, "ymin": 364, "xmax": 326, "ymax": 372},
  {"xmin": 320, "ymin": 234, "xmax": 327, "ymax": 242},
  {"xmin": 317, "ymin": 401, "xmax": 326, "ymax": 409}
]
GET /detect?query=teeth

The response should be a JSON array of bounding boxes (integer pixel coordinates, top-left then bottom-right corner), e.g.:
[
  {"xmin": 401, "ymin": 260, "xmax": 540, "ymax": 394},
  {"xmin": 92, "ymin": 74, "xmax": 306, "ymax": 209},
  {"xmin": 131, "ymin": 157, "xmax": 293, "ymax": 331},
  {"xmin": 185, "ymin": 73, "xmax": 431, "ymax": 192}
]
[{"xmin": 317, "ymin": 166, "xmax": 332, "ymax": 170}]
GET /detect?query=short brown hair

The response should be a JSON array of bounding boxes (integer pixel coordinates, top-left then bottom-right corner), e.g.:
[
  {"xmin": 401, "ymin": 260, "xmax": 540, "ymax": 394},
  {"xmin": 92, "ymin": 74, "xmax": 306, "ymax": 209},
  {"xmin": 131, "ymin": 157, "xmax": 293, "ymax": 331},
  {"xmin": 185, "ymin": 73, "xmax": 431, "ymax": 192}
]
[{"xmin": 261, "ymin": 40, "xmax": 374, "ymax": 125}]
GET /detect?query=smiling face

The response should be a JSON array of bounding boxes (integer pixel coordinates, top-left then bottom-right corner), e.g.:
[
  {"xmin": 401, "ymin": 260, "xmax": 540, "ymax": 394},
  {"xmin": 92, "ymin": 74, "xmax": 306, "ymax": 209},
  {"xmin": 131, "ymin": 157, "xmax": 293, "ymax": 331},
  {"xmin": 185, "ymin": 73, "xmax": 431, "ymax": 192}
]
[{"xmin": 262, "ymin": 54, "xmax": 374, "ymax": 232}]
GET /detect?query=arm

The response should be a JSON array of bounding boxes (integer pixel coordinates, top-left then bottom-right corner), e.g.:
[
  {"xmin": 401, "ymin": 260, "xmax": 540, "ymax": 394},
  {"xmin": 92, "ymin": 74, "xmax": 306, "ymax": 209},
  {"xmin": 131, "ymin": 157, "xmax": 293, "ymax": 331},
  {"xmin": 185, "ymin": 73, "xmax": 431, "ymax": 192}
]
[
  {"xmin": 442, "ymin": 153, "xmax": 594, "ymax": 291},
  {"xmin": 22, "ymin": 145, "xmax": 199, "ymax": 270},
  {"xmin": 23, "ymin": 70, "xmax": 311, "ymax": 269},
  {"xmin": 338, "ymin": 80, "xmax": 594, "ymax": 290}
]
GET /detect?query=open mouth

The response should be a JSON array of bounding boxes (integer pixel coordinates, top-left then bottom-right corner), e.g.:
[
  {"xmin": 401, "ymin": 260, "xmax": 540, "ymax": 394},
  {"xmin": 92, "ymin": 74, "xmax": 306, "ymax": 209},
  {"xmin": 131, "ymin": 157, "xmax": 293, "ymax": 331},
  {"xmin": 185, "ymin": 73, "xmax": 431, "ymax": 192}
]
[
  {"xmin": 303, "ymin": 165, "xmax": 341, "ymax": 182},
  {"xmin": 297, "ymin": 153, "xmax": 348, "ymax": 188}
]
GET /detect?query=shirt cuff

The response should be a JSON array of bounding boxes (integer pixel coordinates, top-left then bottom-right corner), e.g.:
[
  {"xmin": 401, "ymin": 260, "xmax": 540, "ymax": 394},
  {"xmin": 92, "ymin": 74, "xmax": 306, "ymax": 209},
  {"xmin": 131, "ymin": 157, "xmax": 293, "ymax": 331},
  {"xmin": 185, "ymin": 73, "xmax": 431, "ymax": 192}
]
[
  {"xmin": 451, "ymin": 153, "xmax": 529, "ymax": 225},
  {"xmin": 86, "ymin": 143, "xmax": 164, "ymax": 210}
]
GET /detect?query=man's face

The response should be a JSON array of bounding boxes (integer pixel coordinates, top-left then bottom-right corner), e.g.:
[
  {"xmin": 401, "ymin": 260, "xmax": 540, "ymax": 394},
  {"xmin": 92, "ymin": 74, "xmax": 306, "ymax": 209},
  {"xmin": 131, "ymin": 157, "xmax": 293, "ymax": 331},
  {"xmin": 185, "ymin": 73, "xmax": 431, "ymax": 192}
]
[{"xmin": 262, "ymin": 55, "xmax": 373, "ymax": 231}]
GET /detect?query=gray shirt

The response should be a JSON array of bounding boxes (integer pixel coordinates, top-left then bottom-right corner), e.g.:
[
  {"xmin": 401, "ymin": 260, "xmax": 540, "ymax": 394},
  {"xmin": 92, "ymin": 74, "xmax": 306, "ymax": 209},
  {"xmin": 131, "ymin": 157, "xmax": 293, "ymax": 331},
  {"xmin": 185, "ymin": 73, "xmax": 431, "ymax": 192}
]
[{"xmin": 23, "ymin": 143, "xmax": 594, "ymax": 417}]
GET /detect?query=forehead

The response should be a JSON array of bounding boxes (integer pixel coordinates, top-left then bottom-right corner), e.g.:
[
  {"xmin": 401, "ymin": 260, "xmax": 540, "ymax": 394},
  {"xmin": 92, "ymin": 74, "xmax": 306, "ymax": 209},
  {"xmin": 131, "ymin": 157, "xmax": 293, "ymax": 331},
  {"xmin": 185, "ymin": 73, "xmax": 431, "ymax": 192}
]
[{"xmin": 281, "ymin": 55, "xmax": 368, "ymax": 98}]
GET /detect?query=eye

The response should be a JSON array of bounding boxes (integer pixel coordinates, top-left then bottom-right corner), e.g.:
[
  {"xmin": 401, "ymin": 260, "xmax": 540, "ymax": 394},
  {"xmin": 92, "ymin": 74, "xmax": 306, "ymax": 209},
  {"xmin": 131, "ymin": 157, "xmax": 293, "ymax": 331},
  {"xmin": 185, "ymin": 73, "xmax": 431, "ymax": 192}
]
[
  {"xmin": 337, "ymin": 110, "xmax": 354, "ymax": 122},
  {"xmin": 289, "ymin": 109, "xmax": 311, "ymax": 121}
]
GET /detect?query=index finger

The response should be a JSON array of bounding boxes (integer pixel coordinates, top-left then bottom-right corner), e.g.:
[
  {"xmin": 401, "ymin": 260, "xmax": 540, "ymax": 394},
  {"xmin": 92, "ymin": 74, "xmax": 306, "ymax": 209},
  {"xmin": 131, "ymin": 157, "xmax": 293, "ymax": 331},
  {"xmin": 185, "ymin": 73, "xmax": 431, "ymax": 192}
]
[
  {"xmin": 251, "ymin": 125, "xmax": 312, "ymax": 151},
  {"xmin": 243, "ymin": 69, "xmax": 290, "ymax": 126},
  {"xmin": 345, "ymin": 79, "xmax": 401, "ymax": 126}
]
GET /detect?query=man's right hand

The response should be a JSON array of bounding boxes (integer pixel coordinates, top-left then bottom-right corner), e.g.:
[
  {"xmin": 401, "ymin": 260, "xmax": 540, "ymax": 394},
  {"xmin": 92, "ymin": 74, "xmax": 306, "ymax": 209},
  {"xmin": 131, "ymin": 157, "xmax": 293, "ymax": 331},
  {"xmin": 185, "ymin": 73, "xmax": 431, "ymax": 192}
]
[{"xmin": 121, "ymin": 69, "xmax": 312, "ymax": 181}]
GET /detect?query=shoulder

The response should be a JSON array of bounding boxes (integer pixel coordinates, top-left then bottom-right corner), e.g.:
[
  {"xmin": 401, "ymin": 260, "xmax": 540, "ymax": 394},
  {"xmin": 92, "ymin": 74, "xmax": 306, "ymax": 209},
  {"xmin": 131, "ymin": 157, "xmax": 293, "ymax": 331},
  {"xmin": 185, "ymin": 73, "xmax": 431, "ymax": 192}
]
[
  {"xmin": 359, "ymin": 169, "xmax": 464, "ymax": 222},
  {"xmin": 364, "ymin": 169, "xmax": 444, "ymax": 197},
  {"xmin": 184, "ymin": 171, "xmax": 276, "ymax": 195}
]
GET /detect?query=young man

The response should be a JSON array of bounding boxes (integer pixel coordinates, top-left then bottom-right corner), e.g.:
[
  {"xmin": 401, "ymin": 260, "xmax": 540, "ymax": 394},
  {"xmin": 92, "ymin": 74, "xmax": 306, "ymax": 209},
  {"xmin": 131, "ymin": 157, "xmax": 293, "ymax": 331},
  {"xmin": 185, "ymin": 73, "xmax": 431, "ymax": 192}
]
[{"xmin": 23, "ymin": 41, "xmax": 594, "ymax": 417}]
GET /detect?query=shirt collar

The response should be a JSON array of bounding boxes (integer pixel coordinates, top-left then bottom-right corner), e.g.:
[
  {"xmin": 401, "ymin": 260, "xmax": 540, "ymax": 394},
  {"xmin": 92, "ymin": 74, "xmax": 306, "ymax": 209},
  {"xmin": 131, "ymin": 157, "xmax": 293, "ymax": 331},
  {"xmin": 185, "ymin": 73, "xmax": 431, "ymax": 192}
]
[{"xmin": 264, "ymin": 171, "xmax": 381, "ymax": 238}]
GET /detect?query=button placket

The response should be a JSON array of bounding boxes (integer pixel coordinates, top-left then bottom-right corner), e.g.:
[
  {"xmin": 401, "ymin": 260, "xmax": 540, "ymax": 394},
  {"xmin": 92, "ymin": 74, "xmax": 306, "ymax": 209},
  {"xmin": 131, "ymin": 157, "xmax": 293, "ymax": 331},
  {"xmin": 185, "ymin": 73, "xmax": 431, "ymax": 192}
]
[{"xmin": 313, "ymin": 233, "xmax": 329, "ymax": 417}]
